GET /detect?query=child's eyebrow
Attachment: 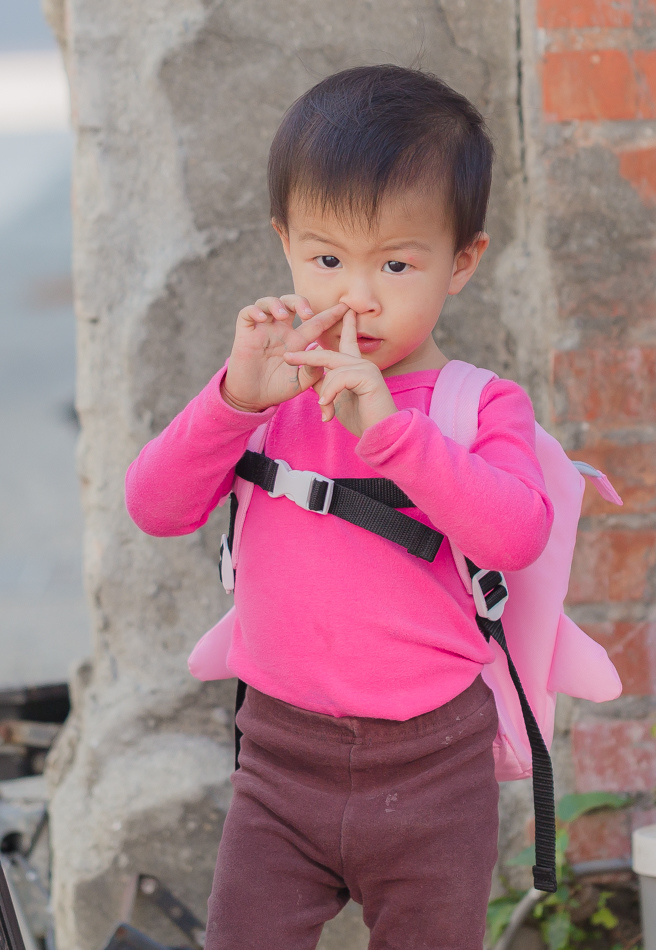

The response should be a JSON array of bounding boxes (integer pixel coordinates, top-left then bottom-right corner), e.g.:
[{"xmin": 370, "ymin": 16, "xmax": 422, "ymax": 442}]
[
  {"xmin": 380, "ymin": 240, "xmax": 432, "ymax": 254},
  {"xmin": 297, "ymin": 231, "xmax": 432, "ymax": 255},
  {"xmin": 297, "ymin": 230, "xmax": 343, "ymax": 247}
]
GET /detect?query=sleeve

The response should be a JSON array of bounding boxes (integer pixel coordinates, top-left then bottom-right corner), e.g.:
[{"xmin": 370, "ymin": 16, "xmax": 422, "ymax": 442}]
[
  {"xmin": 355, "ymin": 378, "xmax": 554, "ymax": 572},
  {"xmin": 125, "ymin": 362, "xmax": 277, "ymax": 537}
]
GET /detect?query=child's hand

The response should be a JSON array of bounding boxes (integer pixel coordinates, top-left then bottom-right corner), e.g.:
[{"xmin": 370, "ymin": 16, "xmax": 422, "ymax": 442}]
[
  {"xmin": 222, "ymin": 295, "xmax": 348, "ymax": 412},
  {"xmin": 283, "ymin": 310, "xmax": 397, "ymax": 439}
]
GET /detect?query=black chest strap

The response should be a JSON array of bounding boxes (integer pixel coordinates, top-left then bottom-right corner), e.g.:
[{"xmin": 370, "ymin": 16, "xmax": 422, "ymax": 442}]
[{"xmin": 235, "ymin": 450, "xmax": 444, "ymax": 562}]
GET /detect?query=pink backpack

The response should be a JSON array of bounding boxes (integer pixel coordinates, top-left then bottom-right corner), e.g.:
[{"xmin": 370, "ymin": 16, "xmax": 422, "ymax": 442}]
[{"xmin": 187, "ymin": 360, "xmax": 622, "ymax": 889}]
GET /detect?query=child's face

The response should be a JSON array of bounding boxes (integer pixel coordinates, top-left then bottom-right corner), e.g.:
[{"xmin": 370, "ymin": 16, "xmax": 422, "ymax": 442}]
[{"xmin": 275, "ymin": 188, "xmax": 488, "ymax": 376}]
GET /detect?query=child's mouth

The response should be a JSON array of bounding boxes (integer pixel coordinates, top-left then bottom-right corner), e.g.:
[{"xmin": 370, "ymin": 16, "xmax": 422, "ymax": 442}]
[{"xmin": 357, "ymin": 334, "xmax": 382, "ymax": 353}]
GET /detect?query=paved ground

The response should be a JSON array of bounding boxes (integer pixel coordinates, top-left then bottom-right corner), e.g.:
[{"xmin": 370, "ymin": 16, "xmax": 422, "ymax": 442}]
[{"xmin": 0, "ymin": 1, "xmax": 90, "ymax": 688}]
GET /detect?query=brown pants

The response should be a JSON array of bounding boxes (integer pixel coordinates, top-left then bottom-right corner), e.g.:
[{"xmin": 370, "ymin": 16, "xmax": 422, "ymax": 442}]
[{"xmin": 206, "ymin": 676, "xmax": 499, "ymax": 950}]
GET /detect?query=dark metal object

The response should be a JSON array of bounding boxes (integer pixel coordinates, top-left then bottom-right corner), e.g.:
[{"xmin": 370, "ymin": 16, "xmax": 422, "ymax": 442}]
[
  {"xmin": 102, "ymin": 923, "xmax": 171, "ymax": 950},
  {"xmin": 0, "ymin": 860, "xmax": 26, "ymax": 950},
  {"xmin": 3, "ymin": 853, "xmax": 50, "ymax": 941},
  {"xmin": 0, "ymin": 686, "xmax": 69, "ymax": 725},
  {"xmin": 137, "ymin": 877, "xmax": 205, "ymax": 948},
  {"xmin": 0, "ymin": 685, "xmax": 69, "ymax": 782},
  {"xmin": 571, "ymin": 858, "xmax": 634, "ymax": 877}
]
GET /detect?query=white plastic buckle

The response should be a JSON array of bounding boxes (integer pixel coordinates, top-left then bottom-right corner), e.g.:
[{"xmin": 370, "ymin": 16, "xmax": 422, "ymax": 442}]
[
  {"xmin": 219, "ymin": 534, "xmax": 235, "ymax": 594},
  {"xmin": 471, "ymin": 569, "xmax": 508, "ymax": 622},
  {"xmin": 268, "ymin": 459, "xmax": 334, "ymax": 514},
  {"xmin": 572, "ymin": 461, "xmax": 602, "ymax": 478}
]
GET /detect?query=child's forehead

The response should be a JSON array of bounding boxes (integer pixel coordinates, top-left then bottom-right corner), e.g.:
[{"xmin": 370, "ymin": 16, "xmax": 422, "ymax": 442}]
[{"xmin": 286, "ymin": 188, "xmax": 452, "ymax": 249}]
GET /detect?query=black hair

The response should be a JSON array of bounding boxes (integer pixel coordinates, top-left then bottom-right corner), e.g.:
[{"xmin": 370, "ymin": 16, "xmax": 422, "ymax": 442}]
[{"xmin": 268, "ymin": 64, "xmax": 494, "ymax": 253}]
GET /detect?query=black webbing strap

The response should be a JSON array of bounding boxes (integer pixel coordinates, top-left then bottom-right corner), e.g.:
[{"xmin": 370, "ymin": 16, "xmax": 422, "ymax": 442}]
[
  {"xmin": 470, "ymin": 560, "xmax": 557, "ymax": 892},
  {"xmin": 235, "ymin": 451, "xmax": 443, "ymax": 562},
  {"xmin": 227, "ymin": 492, "xmax": 238, "ymax": 550},
  {"xmin": 234, "ymin": 678, "xmax": 247, "ymax": 772}
]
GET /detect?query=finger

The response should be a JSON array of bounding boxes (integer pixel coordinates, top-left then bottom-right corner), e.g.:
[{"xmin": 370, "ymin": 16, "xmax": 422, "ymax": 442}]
[
  {"xmin": 254, "ymin": 296, "xmax": 295, "ymax": 321},
  {"xmin": 321, "ymin": 402, "xmax": 335, "ymax": 423},
  {"xmin": 279, "ymin": 294, "xmax": 314, "ymax": 320},
  {"xmin": 316, "ymin": 369, "xmax": 362, "ymax": 409},
  {"xmin": 238, "ymin": 304, "xmax": 269, "ymax": 326},
  {"xmin": 312, "ymin": 379, "xmax": 336, "ymax": 423},
  {"xmin": 283, "ymin": 347, "xmax": 359, "ymax": 371},
  {"xmin": 296, "ymin": 302, "xmax": 349, "ymax": 344},
  {"xmin": 339, "ymin": 309, "xmax": 362, "ymax": 358}
]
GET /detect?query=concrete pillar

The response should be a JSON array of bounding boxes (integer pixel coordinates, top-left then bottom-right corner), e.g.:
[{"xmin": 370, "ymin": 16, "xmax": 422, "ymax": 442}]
[{"xmin": 43, "ymin": 0, "xmax": 543, "ymax": 946}]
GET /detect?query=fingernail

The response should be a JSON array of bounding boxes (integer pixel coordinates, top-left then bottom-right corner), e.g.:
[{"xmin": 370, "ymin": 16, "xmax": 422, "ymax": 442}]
[
  {"xmin": 321, "ymin": 412, "xmax": 327, "ymax": 422},
  {"xmin": 318, "ymin": 396, "xmax": 326, "ymax": 405},
  {"xmin": 277, "ymin": 308, "xmax": 287, "ymax": 316}
]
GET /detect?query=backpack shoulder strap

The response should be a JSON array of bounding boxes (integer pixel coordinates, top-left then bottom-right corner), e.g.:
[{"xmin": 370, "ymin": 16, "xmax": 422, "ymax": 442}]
[
  {"xmin": 431, "ymin": 361, "xmax": 558, "ymax": 893},
  {"xmin": 218, "ymin": 420, "xmax": 270, "ymax": 592},
  {"xmin": 429, "ymin": 360, "xmax": 497, "ymax": 445},
  {"xmin": 429, "ymin": 361, "xmax": 498, "ymax": 592}
]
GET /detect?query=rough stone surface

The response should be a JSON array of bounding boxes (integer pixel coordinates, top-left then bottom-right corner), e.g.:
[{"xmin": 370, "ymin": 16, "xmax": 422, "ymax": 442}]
[{"xmin": 46, "ymin": 0, "xmax": 549, "ymax": 946}]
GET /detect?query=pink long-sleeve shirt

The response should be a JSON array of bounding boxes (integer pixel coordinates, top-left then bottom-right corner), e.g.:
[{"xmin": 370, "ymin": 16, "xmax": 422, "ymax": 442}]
[{"xmin": 126, "ymin": 362, "xmax": 553, "ymax": 720}]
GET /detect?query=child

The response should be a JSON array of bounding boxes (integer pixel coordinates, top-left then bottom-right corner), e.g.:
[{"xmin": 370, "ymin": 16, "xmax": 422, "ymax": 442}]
[{"xmin": 126, "ymin": 65, "xmax": 554, "ymax": 950}]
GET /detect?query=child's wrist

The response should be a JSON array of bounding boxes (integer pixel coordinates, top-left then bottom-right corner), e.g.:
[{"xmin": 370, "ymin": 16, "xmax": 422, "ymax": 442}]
[{"xmin": 220, "ymin": 377, "xmax": 263, "ymax": 413}]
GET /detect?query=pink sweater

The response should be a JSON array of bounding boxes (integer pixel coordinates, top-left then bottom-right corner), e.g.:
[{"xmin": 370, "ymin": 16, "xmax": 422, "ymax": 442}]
[{"xmin": 126, "ymin": 362, "xmax": 553, "ymax": 720}]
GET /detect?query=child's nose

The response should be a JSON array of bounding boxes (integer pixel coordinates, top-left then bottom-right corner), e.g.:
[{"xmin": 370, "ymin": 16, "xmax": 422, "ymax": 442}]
[
  {"xmin": 339, "ymin": 279, "xmax": 381, "ymax": 316},
  {"xmin": 339, "ymin": 278, "xmax": 381, "ymax": 314}
]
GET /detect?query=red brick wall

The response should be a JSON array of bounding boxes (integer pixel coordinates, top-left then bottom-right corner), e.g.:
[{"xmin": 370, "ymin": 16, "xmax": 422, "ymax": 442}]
[{"xmin": 539, "ymin": 0, "xmax": 656, "ymax": 861}]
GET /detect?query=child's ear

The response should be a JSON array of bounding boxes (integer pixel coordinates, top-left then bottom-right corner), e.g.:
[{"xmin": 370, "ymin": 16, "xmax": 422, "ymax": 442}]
[
  {"xmin": 447, "ymin": 232, "xmax": 490, "ymax": 296},
  {"xmin": 272, "ymin": 218, "xmax": 292, "ymax": 265}
]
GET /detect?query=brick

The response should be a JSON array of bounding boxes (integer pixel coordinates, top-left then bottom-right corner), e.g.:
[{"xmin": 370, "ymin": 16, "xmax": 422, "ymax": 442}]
[
  {"xmin": 556, "ymin": 275, "xmax": 656, "ymax": 348},
  {"xmin": 544, "ymin": 51, "xmax": 638, "ymax": 121},
  {"xmin": 568, "ymin": 529, "xmax": 656, "ymax": 603},
  {"xmin": 567, "ymin": 806, "xmax": 656, "ymax": 863},
  {"xmin": 619, "ymin": 147, "xmax": 656, "ymax": 204},
  {"xmin": 553, "ymin": 348, "xmax": 656, "ymax": 425},
  {"xmin": 570, "ymin": 444, "xmax": 656, "ymax": 516},
  {"xmin": 635, "ymin": 51, "xmax": 656, "ymax": 118},
  {"xmin": 538, "ymin": 0, "xmax": 632, "ymax": 29},
  {"xmin": 572, "ymin": 719, "xmax": 656, "ymax": 791},
  {"xmin": 567, "ymin": 808, "xmax": 631, "ymax": 863},
  {"xmin": 544, "ymin": 31, "xmax": 634, "ymax": 54},
  {"xmin": 636, "ymin": 0, "xmax": 656, "ymax": 29},
  {"xmin": 584, "ymin": 621, "xmax": 656, "ymax": 695}
]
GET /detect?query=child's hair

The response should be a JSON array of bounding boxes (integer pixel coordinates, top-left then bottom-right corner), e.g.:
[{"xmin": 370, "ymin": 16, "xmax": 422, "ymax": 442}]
[{"xmin": 268, "ymin": 64, "xmax": 494, "ymax": 253}]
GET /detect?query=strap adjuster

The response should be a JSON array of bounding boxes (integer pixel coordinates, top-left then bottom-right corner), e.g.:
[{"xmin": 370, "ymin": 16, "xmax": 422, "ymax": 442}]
[
  {"xmin": 471, "ymin": 569, "xmax": 508, "ymax": 621},
  {"xmin": 268, "ymin": 459, "xmax": 334, "ymax": 514},
  {"xmin": 219, "ymin": 534, "xmax": 235, "ymax": 593}
]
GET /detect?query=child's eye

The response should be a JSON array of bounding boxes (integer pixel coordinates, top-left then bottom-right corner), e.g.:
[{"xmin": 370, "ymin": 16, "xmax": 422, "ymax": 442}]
[
  {"xmin": 316, "ymin": 255, "xmax": 341, "ymax": 269},
  {"xmin": 383, "ymin": 260, "xmax": 409, "ymax": 274}
]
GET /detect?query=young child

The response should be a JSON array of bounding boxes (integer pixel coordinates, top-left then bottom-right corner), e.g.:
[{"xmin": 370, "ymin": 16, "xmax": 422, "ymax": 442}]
[{"xmin": 126, "ymin": 65, "xmax": 554, "ymax": 950}]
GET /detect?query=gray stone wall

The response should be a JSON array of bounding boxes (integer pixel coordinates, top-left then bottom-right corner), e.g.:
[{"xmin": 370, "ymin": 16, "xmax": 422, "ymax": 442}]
[{"xmin": 44, "ymin": 0, "xmax": 547, "ymax": 946}]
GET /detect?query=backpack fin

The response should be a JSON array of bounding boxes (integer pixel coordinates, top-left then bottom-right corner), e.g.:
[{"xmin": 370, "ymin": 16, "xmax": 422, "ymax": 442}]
[
  {"xmin": 572, "ymin": 461, "xmax": 623, "ymax": 506},
  {"xmin": 548, "ymin": 612, "xmax": 622, "ymax": 701}
]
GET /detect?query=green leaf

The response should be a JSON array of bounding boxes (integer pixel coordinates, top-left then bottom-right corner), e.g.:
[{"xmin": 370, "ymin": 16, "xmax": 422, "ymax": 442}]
[
  {"xmin": 554, "ymin": 885, "xmax": 571, "ymax": 903},
  {"xmin": 556, "ymin": 830, "xmax": 570, "ymax": 868},
  {"xmin": 507, "ymin": 843, "xmax": 536, "ymax": 866},
  {"xmin": 557, "ymin": 793, "xmax": 629, "ymax": 824},
  {"xmin": 543, "ymin": 911, "xmax": 572, "ymax": 950},
  {"xmin": 591, "ymin": 905, "xmax": 619, "ymax": 930},
  {"xmin": 486, "ymin": 898, "xmax": 518, "ymax": 944}
]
